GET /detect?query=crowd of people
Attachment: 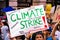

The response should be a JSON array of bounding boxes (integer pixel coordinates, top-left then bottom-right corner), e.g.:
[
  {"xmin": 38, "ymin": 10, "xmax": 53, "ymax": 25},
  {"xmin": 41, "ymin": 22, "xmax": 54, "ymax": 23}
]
[
  {"xmin": 0, "ymin": 17, "xmax": 60, "ymax": 40},
  {"xmin": 0, "ymin": 12, "xmax": 60, "ymax": 40},
  {"xmin": 0, "ymin": 4, "xmax": 60, "ymax": 40}
]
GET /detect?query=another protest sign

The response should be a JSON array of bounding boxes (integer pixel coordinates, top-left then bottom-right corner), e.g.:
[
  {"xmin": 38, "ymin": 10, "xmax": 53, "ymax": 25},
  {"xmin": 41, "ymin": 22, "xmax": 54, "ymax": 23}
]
[
  {"xmin": 6, "ymin": 5, "xmax": 48, "ymax": 38},
  {"xmin": 53, "ymin": 5, "xmax": 60, "ymax": 22}
]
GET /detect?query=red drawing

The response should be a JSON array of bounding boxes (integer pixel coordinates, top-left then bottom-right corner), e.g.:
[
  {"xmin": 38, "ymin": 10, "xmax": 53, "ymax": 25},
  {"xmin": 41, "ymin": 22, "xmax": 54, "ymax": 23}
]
[{"xmin": 42, "ymin": 16, "xmax": 47, "ymax": 28}]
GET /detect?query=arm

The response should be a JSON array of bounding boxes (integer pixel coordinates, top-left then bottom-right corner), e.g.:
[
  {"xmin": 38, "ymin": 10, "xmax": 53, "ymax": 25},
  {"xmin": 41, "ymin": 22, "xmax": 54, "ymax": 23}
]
[
  {"xmin": 50, "ymin": 23, "xmax": 58, "ymax": 37},
  {"xmin": 52, "ymin": 36, "xmax": 56, "ymax": 40},
  {"xmin": 25, "ymin": 33, "xmax": 32, "ymax": 40},
  {"xmin": 50, "ymin": 22, "xmax": 59, "ymax": 40},
  {"xmin": 43, "ymin": 30, "xmax": 47, "ymax": 40},
  {"xmin": 44, "ymin": 34, "xmax": 46, "ymax": 40}
]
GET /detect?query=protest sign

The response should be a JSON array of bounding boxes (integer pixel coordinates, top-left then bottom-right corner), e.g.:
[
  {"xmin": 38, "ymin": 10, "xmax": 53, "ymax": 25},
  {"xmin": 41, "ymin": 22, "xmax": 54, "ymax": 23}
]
[
  {"xmin": 6, "ymin": 5, "xmax": 48, "ymax": 37},
  {"xmin": 53, "ymin": 5, "xmax": 60, "ymax": 22}
]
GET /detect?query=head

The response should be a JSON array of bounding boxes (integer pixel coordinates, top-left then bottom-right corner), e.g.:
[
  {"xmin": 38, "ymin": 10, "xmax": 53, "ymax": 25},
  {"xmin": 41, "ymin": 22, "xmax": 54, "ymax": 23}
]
[
  {"xmin": 32, "ymin": 31, "xmax": 44, "ymax": 40},
  {"xmin": 1, "ymin": 20, "xmax": 8, "ymax": 26},
  {"xmin": 43, "ymin": 26, "xmax": 52, "ymax": 37},
  {"xmin": 51, "ymin": 22, "xmax": 56, "ymax": 29},
  {"xmin": 45, "ymin": 29, "xmax": 51, "ymax": 37}
]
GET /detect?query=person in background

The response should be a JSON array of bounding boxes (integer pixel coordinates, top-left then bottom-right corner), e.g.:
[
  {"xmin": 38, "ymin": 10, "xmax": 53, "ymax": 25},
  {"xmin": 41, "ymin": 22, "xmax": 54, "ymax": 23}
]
[
  {"xmin": 1, "ymin": 20, "xmax": 10, "ymax": 40},
  {"xmin": 25, "ymin": 31, "xmax": 45, "ymax": 40},
  {"xmin": 43, "ymin": 21, "xmax": 59, "ymax": 40},
  {"xmin": 0, "ymin": 21, "xmax": 3, "ymax": 40},
  {"xmin": 25, "ymin": 32, "xmax": 32, "ymax": 40},
  {"xmin": 51, "ymin": 22, "xmax": 56, "ymax": 29},
  {"xmin": 43, "ymin": 27, "xmax": 52, "ymax": 40},
  {"xmin": 1, "ymin": 6, "xmax": 16, "ymax": 40},
  {"xmin": 43, "ymin": 22, "xmax": 55, "ymax": 40},
  {"xmin": 47, "ymin": 18, "xmax": 52, "ymax": 32},
  {"xmin": 47, "ymin": 22, "xmax": 59, "ymax": 40},
  {"xmin": 32, "ymin": 31, "xmax": 44, "ymax": 40},
  {"xmin": 25, "ymin": 21, "xmax": 57, "ymax": 40},
  {"xmin": 55, "ymin": 21, "xmax": 60, "ymax": 40},
  {"xmin": 25, "ymin": 21, "xmax": 59, "ymax": 40}
]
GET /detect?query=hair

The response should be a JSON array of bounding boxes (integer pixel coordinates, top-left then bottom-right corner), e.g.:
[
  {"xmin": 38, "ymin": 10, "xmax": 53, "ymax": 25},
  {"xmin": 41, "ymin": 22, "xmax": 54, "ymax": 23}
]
[
  {"xmin": 32, "ymin": 31, "xmax": 44, "ymax": 40},
  {"xmin": 20, "ymin": 35, "xmax": 25, "ymax": 40},
  {"xmin": 2, "ymin": 21, "xmax": 8, "ymax": 26},
  {"xmin": 16, "ymin": 35, "xmax": 25, "ymax": 40}
]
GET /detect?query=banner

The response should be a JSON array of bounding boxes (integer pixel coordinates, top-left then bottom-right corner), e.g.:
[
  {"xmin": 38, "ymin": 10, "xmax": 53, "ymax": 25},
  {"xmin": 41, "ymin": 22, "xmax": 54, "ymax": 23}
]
[
  {"xmin": 53, "ymin": 5, "xmax": 60, "ymax": 22},
  {"xmin": 6, "ymin": 5, "xmax": 48, "ymax": 37}
]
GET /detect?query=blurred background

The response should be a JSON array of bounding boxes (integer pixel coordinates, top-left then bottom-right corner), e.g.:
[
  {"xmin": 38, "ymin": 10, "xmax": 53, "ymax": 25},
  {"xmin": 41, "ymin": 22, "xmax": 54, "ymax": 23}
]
[
  {"xmin": 0, "ymin": 0, "xmax": 60, "ymax": 16},
  {"xmin": 0, "ymin": 0, "xmax": 60, "ymax": 40}
]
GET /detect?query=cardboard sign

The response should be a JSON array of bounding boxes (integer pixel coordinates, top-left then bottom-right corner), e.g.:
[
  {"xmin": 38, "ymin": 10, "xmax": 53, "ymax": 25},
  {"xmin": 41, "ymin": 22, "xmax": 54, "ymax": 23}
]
[
  {"xmin": 53, "ymin": 5, "xmax": 60, "ymax": 22},
  {"xmin": 6, "ymin": 5, "xmax": 48, "ymax": 38}
]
